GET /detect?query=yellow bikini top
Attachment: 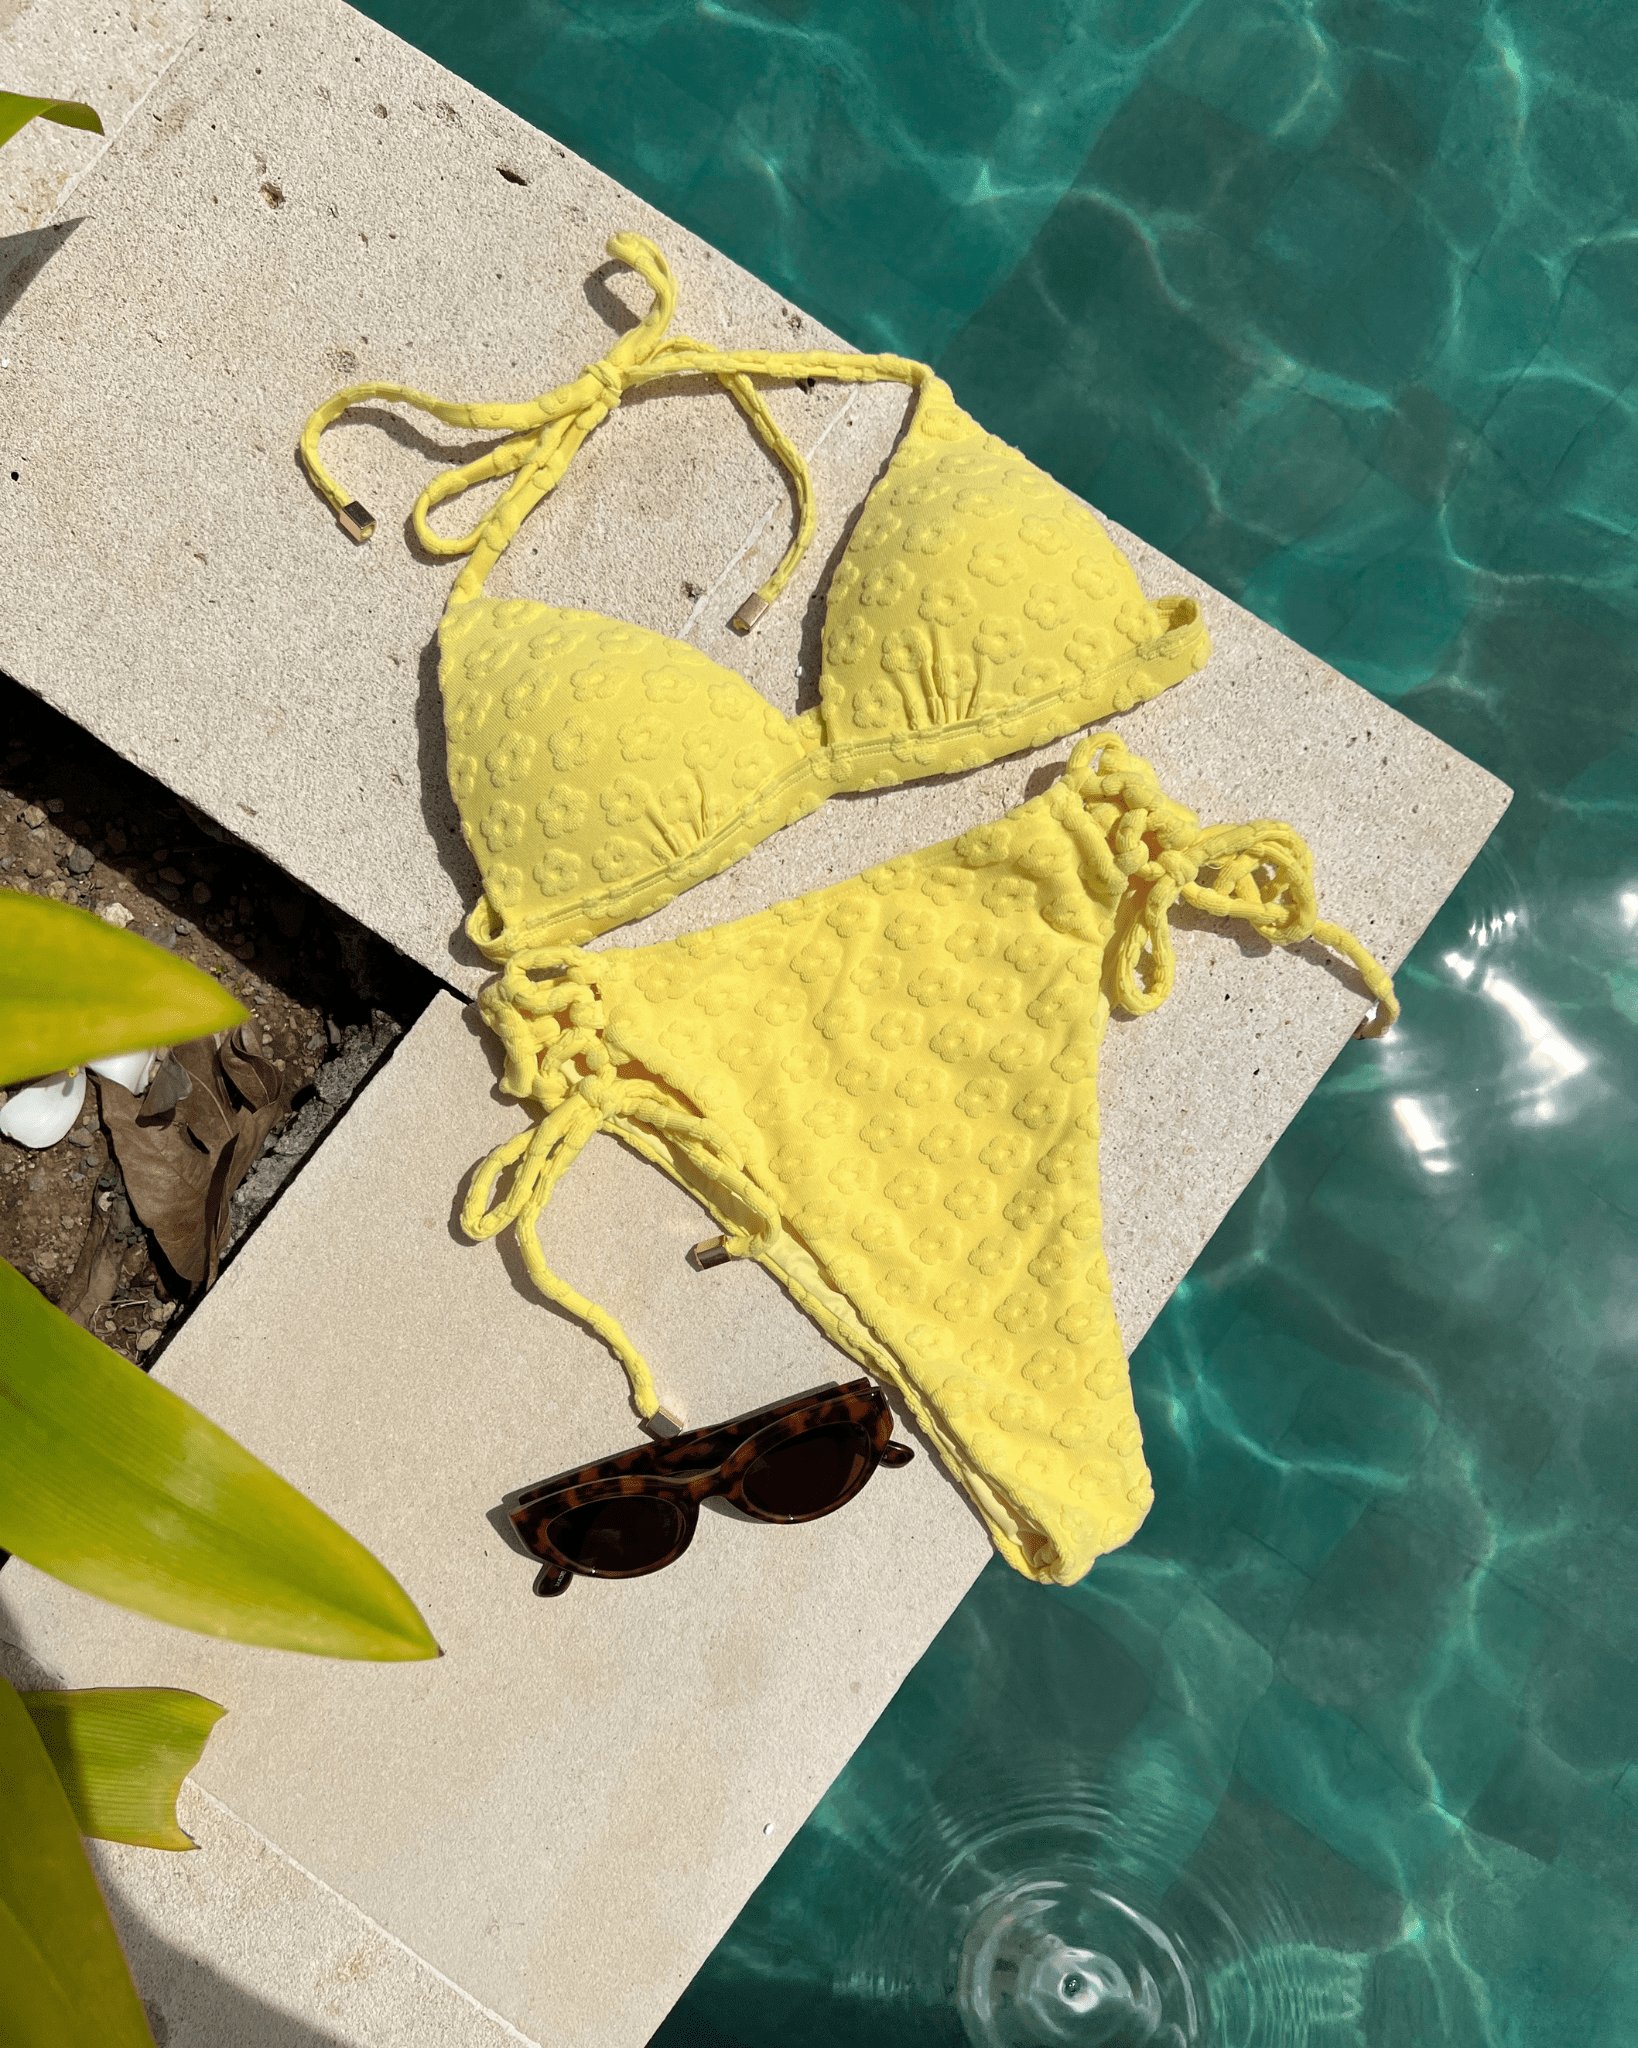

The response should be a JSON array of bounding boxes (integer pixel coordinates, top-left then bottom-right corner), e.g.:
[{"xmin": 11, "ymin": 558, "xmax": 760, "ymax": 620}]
[{"xmin": 300, "ymin": 233, "xmax": 1211, "ymax": 956}]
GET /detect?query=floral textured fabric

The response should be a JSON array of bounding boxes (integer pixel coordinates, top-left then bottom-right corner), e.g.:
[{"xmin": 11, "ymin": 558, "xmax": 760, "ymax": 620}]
[
  {"xmin": 464, "ymin": 735, "xmax": 1397, "ymax": 1585},
  {"xmin": 300, "ymin": 233, "xmax": 1209, "ymax": 958}
]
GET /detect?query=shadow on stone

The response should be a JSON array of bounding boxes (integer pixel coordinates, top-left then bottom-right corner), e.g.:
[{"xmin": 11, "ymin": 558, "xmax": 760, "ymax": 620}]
[
  {"xmin": 112, "ymin": 1924, "xmax": 353, "ymax": 2048},
  {"xmin": 0, "ymin": 219, "xmax": 82, "ymax": 327}
]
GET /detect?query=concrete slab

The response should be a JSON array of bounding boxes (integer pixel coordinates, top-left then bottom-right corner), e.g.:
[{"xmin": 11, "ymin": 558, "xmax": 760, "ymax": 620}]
[
  {"xmin": 0, "ymin": 0, "xmax": 207, "ymax": 236},
  {"xmin": 2, "ymin": 993, "xmax": 992, "ymax": 2048}
]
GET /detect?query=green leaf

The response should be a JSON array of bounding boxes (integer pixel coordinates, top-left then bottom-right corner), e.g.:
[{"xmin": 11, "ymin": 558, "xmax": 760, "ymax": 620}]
[
  {"xmin": 0, "ymin": 1676, "xmax": 153, "ymax": 2048},
  {"xmin": 0, "ymin": 93, "xmax": 104, "ymax": 151},
  {"xmin": 0, "ymin": 894, "xmax": 247, "ymax": 1088},
  {"xmin": 21, "ymin": 1689, "xmax": 226, "ymax": 1851},
  {"xmin": 0, "ymin": 1258, "xmax": 440, "ymax": 1662}
]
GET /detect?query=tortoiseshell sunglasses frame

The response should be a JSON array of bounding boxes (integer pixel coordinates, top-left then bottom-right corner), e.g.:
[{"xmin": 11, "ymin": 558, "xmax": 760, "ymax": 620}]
[{"xmin": 508, "ymin": 1379, "xmax": 914, "ymax": 1597}]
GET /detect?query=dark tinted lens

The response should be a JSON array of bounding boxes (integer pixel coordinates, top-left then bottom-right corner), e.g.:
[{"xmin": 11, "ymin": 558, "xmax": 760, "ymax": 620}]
[
  {"xmin": 741, "ymin": 1422, "xmax": 873, "ymax": 1519},
  {"xmin": 546, "ymin": 1494, "xmax": 685, "ymax": 1576}
]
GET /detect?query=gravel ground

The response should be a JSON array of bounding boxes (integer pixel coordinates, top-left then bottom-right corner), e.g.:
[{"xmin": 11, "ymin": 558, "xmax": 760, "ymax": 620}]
[{"xmin": 0, "ymin": 672, "xmax": 439, "ymax": 1364}]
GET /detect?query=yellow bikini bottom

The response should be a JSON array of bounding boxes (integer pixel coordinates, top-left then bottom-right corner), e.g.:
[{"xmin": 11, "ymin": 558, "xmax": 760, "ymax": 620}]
[{"xmin": 463, "ymin": 735, "xmax": 1396, "ymax": 1585}]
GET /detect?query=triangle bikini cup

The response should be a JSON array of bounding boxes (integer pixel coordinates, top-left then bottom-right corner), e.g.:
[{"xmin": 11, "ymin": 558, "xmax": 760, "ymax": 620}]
[
  {"xmin": 300, "ymin": 232, "xmax": 1211, "ymax": 957},
  {"xmin": 301, "ymin": 234, "xmax": 1399, "ymax": 1585}
]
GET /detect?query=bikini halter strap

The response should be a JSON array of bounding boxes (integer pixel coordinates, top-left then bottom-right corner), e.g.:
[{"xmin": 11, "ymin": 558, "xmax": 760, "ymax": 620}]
[{"xmin": 299, "ymin": 231, "xmax": 936, "ymax": 620}]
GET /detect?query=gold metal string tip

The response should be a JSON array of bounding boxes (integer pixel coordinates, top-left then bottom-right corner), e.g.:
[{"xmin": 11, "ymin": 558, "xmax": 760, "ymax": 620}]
[
  {"xmin": 690, "ymin": 1234, "xmax": 731, "ymax": 1270},
  {"xmin": 729, "ymin": 592, "xmax": 770, "ymax": 635},
  {"xmin": 337, "ymin": 499, "xmax": 375, "ymax": 543}
]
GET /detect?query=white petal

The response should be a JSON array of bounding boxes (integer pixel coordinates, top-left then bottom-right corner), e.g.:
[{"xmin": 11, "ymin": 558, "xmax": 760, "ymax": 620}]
[
  {"xmin": 87, "ymin": 1048, "xmax": 159, "ymax": 1093},
  {"xmin": 0, "ymin": 1069, "xmax": 87, "ymax": 1148}
]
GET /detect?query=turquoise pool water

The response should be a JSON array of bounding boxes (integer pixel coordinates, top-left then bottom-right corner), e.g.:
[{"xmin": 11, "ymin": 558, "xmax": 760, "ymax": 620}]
[{"xmin": 359, "ymin": 3, "xmax": 1638, "ymax": 2039}]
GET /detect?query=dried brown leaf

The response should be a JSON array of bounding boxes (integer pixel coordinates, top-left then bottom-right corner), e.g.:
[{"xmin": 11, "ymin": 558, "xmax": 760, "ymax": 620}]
[
  {"xmin": 98, "ymin": 1027, "xmax": 293, "ymax": 1290},
  {"xmin": 142, "ymin": 1054, "xmax": 193, "ymax": 1117},
  {"xmin": 58, "ymin": 1209, "xmax": 121, "ymax": 1331}
]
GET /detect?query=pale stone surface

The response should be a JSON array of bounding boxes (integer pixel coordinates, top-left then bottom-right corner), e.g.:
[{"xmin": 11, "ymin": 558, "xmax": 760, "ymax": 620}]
[
  {"xmin": 1, "ymin": 993, "xmax": 992, "ymax": 2048},
  {"xmin": 88, "ymin": 1782, "xmax": 539, "ymax": 2048},
  {"xmin": 0, "ymin": 1630, "xmax": 525, "ymax": 2047},
  {"xmin": 0, "ymin": 0, "xmax": 208, "ymax": 235}
]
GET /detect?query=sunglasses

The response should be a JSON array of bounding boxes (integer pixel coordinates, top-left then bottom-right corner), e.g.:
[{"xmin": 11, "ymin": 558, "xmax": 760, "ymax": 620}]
[{"xmin": 507, "ymin": 1379, "xmax": 915, "ymax": 1596}]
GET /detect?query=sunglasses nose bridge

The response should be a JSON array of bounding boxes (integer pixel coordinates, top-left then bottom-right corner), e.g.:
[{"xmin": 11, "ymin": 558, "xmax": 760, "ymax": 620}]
[{"xmin": 678, "ymin": 1467, "xmax": 724, "ymax": 1510}]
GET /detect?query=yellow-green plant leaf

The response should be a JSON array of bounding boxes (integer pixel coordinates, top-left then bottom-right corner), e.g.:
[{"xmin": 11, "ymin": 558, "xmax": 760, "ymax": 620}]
[
  {"xmin": 0, "ymin": 92, "xmax": 103, "ymax": 150},
  {"xmin": 21, "ymin": 1689, "xmax": 226, "ymax": 1852},
  {"xmin": 0, "ymin": 1676, "xmax": 153, "ymax": 2048},
  {"xmin": 0, "ymin": 1259, "xmax": 440, "ymax": 1662},
  {"xmin": 0, "ymin": 894, "xmax": 247, "ymax": 1087}
]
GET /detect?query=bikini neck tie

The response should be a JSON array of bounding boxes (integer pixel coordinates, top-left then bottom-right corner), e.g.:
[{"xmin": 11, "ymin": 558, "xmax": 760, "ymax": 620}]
[{"xmin": 299, "ymin": 231, "xmax": 935, "ymax": 622}]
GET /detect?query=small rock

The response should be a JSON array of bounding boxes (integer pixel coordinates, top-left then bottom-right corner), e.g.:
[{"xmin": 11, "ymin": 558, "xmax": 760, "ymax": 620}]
[
  {"xmin": 22, "ymin": 857, "xmax": 45, "ymax": 878},
  {"xmin": 157, "ymin": 865, "xmax": 184, "ymax": 885},
  {"xmin": 136, "ymin": 1329, "xmax": 161, "ymax": 1353},
  {"xmin": 105, "ymin": 827, "xmax": 128, "ymax": 854},
  {"xmin": 174, "ymin": 918, "xmax": 194, "ymax": 935},
  {"xmin": 67, "ymin": 845, "xmax": 95, "ymax": 874},
  {"xmin": 45, "ymin": 797, "xmax": 63, "ymax": 813},
  {"xmin": 27, "ymin": 1170, "xmax": 47, "ymax": 1192},
  {"xmin": 191, "ymin": 881, "xmax": 211, "ymax": 905},
  {"xmin": 234, "ymin": 942, "xmax": 255, "ymax": 961},
  {"xmin": 67, "ymin": 1127, "xmax": 94, "ymax": 1148},
  {"xmin": 98, "ymin": 902, "xmax": 135, "ymax": 928},
  {"xmin": 154, "ymin": 881, "xmax": 181, "ymax": 902},
  {"xmin": 21, "ymin": 804, "xmax": 44, "ymax": 828}
]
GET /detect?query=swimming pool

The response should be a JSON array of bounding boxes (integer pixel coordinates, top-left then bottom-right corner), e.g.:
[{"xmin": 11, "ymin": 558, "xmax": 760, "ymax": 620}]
[{"xmin": 358, "ymin": 3, "xmax": 1638, "ymax": 2039}]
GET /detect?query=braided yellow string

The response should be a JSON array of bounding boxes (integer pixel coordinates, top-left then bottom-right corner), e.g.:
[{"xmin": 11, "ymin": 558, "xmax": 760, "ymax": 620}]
[
  {"xmin": 1059, "ymin": 739, "xmax": 1399, "ymax": 1036},
  {"xmin": 461, "ymin": 945, "xmax": 784, "ymax": 1415},
  {"xmin": 299, "ymin": 232, "xmax": 935, "ymax": 614}
]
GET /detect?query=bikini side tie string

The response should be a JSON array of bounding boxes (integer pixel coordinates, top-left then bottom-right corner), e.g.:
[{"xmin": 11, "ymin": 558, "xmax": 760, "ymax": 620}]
[
  {"xmin": 1060, "ymin": 736, "xmax": 1399, "ymax": 1037},
  {"xmin": 299, "ymin": 231, "xmax": 935, "ymax": 619},
  {"xmin": 461, "ymin": 945, "xmax": 782, "ymax": 1416}
]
